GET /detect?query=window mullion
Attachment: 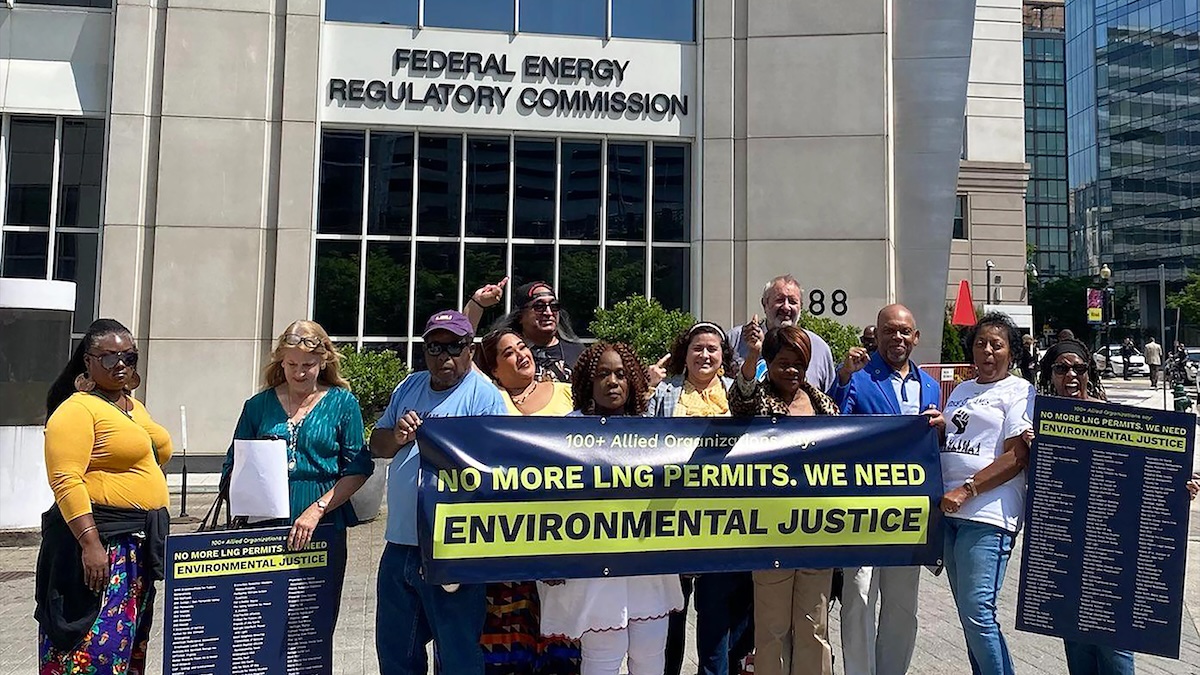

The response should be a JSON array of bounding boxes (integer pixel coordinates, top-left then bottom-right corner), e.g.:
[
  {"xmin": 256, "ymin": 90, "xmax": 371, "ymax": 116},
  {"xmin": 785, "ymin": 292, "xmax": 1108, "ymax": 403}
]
[
  {"xmin": 407, "ymin": 131, "xmax": 420, "ymax": 365},
  {"xmin": 458, "ymin": 132, "xmax": 467, "ymax": 310},
  {"xmin": 598, "ymin": 138, "xmax": 608, "ymax": 308},
  {"xmin": 644, "ymin": 140, "xmax": 654, "ymax": 299},
  {"xmin": 46, "ymin": 116, "xmax": 64, "ymax": 281},
  {"xmin": 356, "ymin": 129, "xmax": 371, "ymax": 351},
  {"xmin": 0, "ymin": 114, "xmax": 9, "ymax": 267},
  {"xmin": 553, "ymin": 138, "xmax": 561, "ymax": 292},
  {"xmin": 505, "ymin": 133, "xmax": 515, "ymax": 315}
]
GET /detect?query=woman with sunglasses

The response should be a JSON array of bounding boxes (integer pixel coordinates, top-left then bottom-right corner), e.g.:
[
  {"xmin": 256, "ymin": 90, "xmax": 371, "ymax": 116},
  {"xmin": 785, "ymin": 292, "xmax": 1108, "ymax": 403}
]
[
  {"xmin": 1033, "ymin": 339, "xmax": 1197, "ymax": 674},
  {"xmin": 649, "ymin": 322, "xmax": 753, "ymax": 675},
  {"xmin": 221, "ymin": 320, "xmax": 374, "ymax": 624},
  {"xmin": 474, "ymin": 328, "xmax": 579, "ymax": 675},
  {"xmin": 38, "ymin": 319, "xmax": 172, "ymax": 674}
]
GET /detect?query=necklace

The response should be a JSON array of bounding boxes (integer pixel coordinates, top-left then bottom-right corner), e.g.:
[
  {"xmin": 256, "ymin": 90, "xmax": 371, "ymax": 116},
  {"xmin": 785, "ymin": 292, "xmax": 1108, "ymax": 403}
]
[
  {"xmin": 508, "ymin": 380, "xmax": 540, "ymax": 407},
  {"xmin": 283, "ymin": 388, "xmax": 319, "ymax": 473},
  {"xmin": 90, "ymin": 391, "xmax": 132, "ymax": 418}
]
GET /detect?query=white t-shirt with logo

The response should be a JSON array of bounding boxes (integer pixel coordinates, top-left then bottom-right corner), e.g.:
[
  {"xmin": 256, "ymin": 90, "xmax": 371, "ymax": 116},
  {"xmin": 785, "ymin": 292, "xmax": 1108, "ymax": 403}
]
[{"xmin": 941, "ymin": 375, "xmax": 1036, "ymax": 533}]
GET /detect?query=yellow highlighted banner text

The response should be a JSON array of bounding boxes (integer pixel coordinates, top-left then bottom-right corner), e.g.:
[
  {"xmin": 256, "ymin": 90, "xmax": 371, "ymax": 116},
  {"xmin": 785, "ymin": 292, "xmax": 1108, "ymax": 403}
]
[
  {"xmin": 1038, "ymin": 420, "xmax": 1186, "ymax": 453},
  {"xmin": 433, "ymin": 496, "xmax": 929, "ymax": 559},
  {"xmin": 173, "ymin": 552, "xmax": 328, "ymax": 579}
]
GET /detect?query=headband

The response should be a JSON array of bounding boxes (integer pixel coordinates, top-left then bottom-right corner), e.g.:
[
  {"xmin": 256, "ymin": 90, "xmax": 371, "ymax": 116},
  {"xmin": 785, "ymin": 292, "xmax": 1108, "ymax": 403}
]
[
  {"xmin": 1042, "ymin": 340, "xmax": 1090, "ymax": 369},
  {"xmin": 687, "ymin": 321, "xmax": 727, "ymax": 343}
]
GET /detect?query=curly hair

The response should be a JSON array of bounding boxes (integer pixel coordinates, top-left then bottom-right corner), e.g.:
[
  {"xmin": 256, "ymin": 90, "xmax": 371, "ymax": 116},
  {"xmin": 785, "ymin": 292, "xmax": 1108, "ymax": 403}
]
[
  {"xmin": 1037, "ymin": 338, "xmax": 1107, "ymax": 401},
  {"xmin": 966, "ymin": 312, "xmax": 1023, "ymax": 370},
  {"xmin": 666, "ymin": 323, "xmax": 736, "ymax": 378},
  {"xmin": 571, "ymin": 342, "xmax": 649, "ymax": 416}
]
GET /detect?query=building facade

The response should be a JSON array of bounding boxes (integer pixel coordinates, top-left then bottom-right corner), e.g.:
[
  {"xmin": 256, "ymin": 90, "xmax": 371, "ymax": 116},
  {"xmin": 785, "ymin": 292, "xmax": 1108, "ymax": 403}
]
[
  {"xmin": 1024, "ymin": 0, "xmax": 1069, "ymax": 278},
  {"xmin": 1, "ymin": 0, "xmax": 977, "ymax": 456},
  {"xmin": 947, "ymin": 0, "xmax": 1031, "ymax": 318},
  {"xmin": 1067, "ymin": 0, "xmax": 1200, "ymax": 335}
]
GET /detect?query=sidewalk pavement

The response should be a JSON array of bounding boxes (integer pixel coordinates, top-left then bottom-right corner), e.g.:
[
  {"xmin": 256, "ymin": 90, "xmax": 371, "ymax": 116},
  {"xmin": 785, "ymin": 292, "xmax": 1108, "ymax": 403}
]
[{"xmin": 2, "ymin": 380, "xmax": 1198, "ymax": 674}]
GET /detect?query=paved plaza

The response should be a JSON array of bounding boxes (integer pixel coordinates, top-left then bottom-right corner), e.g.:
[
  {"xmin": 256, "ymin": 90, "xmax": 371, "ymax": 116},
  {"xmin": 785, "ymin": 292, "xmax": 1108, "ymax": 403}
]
[{"xmin": 2, "ymin": 381, "xmax": 1198, "ymax": 674}]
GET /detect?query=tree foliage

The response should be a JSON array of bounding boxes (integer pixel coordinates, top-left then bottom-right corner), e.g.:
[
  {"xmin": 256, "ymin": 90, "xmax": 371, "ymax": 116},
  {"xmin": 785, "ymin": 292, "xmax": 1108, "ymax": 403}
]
[
  {"xmin": 941, "ymin": 308, "xmax": 966, "ymax": 363},
  {"xmin": 338, "ymin": 346, "xmax": 410, "ymax": 434},
  {"xmin": 800, "ymin": 312, "xmax": 860, "ymax": 363},
  {"xmin": 1168, "ymin": 273, "xmax": 1200, "ymax": 328},
  {"xmin": 1029, "ymin": 275, "xmax": 1098, "ymax": 343},
  {"xmin": 590, "ymin": 295, "xmax": 696, "ymax": 364}
]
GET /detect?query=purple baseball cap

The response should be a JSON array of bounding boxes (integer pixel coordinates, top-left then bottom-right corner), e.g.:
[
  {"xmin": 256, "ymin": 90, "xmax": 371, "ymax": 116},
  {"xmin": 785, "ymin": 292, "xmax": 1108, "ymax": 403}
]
[{"xmin": 422, "ymin": 309, "xmax": 474, "ymax": 339}]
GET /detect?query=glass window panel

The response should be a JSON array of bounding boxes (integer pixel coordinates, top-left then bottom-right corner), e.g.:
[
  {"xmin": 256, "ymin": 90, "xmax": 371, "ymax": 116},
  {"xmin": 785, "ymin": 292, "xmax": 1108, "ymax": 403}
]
[
  {"xmin": 364, "ymin": 242, "xmax": 412, "ymax": 338},
  {"xmin": 5, "ymin": 117, "xmax": 56, "ymax": 227},
  {"xmin": 652, "ymin": 144, "xmax": 690, "ymax": 242},
  {"xmin": 53, "ymin": 232, "xmax": 99, "ymax": 333},
  {"xmin": 953, "ymin": 196, "xmax": 967, "ymax": 239},
  {"xmin": 464, "ymin": 243, "xmax": 508, "ymax": 329},
  {"xmin": 414, "ymin": 242, "xmax": 460, "ymax": 329},
  {"xmin": 318, "ymin": 131, "xmax": 365, "ymax": 235},
  {"xmin": 0, "ymin": 231, "xmax": 49, "ymax": 279},
  {"xmin": 604, "ymin": 246, "xmax": 646, "ymax": 307},
  {"xmin": 314, "ymin": 240, "xmax": 362, "ymax": 338},
  {"xmin": 466, "ymin": 137, "xmax": 509, "ymax": 238},
  {"xmin": 606, "ymin": 143, "xmax": 646, "ymax": 241},
  {"xmin": 511, "ymin": 243, "xmax": 554, "ymax": 292},
  {"xmin": 418, "ymin": 135, "xmax": 463, "ymax": 237},
  {"xmin": 368, "ymin": 132, "xmax": 414, "ymax": 235},
  {"xmin": 612, "ymin": 0, "xmax": 695, "ymax": 41},
  {"xmin": 651, "ymin": 247, "xmax": 689, "ymax": 312},
  {"xmin": 326, "ymin": 0, "xmax": 417, "ymax": 24},
  {"xmin": 425, "ymin": 0, "xmax": 513, "ymax": 32},
  {"xmin": 411, "ymin": 341, "xmax": 429, "ymax": 372},
  {"xmin": 57, "ymin": 119, "xmax": 104, "ymax": 229},
  {"xmin": 559, "ymin": 245, "xmax": 599, "ymax": 338},
  {"xmin": 560, "ymin": 142, "xmax": 601, "ymax": 240},
  {"xmin": 520, "ymin": 0, "xmax": 605, "ymax": 36},
  {"xmin": 514, "ymin": 139, "xmax": 555, "ymax": 239}
]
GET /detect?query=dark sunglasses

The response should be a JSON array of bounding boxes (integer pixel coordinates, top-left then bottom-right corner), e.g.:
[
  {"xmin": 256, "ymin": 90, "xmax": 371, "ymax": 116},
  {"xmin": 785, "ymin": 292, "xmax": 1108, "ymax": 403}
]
[
  {"xmin": 283, "ymin": 334, "xmax": 323, "ymax": 349},
  {"xmin": 88, "ymin": 350, "xmax": 138, "ymax": 370},
  {"xmin": 860, "ymin": 337, "xmax": 876, "ymax": 346},
  {"xmin": 1052, "ymin": 363, "xmax": 1089, "ymax": 376},
  {"xmin": 528, "ymin": 301, "xmax": 561, "ymax": 314},
  {"xmin": 425, "ymin": 341, "xmax": 470, "ymax": 357}
]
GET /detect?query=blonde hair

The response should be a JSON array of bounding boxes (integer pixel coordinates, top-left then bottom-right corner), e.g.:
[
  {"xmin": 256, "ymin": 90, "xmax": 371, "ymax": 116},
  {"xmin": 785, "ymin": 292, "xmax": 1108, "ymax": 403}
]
[{"xmin": 262, "ymin": 320, "xmax": 350, "ymax": 389}]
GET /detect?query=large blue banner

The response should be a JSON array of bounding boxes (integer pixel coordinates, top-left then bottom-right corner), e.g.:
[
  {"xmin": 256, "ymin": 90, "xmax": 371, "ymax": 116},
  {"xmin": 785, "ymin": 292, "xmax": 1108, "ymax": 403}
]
[
  {"xmin": 1016, "ymin": 396, "xmax": 1195, "ymax": 658},
  {"xmin": 164, "ymin": 525, "xmax": 345, "ymax": 675},
  {"xmin": 417, "ymin": 415, "xmax": 944, "ymax": 584}
]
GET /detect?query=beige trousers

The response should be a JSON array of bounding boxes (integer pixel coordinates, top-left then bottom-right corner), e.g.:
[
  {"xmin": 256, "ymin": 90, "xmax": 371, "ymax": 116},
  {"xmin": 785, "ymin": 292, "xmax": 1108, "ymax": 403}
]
[{"xmin": 752, "ymin": 568, "xmax": 833, "ymax": 675}]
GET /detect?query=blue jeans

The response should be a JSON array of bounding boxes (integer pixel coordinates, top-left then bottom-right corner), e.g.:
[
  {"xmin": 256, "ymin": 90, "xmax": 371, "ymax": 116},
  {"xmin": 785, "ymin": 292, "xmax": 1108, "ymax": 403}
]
[
  {"xmin": 943, "ymin": 518, "xmax": 1015, "ymax": 675},
  {"xmin": 1063, "ymin": 641, "xmax": 1136, "ymax": 675},
  {"xmin": 665, "ymin": 572, "xmax": 755, "ymax": 675},
  {"xmin": 376, "ymin": 543, "xmax": 487, "ymax": 675}
]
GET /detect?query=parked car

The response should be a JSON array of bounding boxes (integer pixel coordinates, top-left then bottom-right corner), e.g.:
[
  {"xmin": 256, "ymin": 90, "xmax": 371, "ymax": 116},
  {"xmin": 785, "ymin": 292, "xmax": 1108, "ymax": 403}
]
[
  {"xmin": 1182, "ymin": 348, "xmax": 1200, "ymax": 384},
  {"xmin": 1093, "ymin": 344, "xmax": 1149, "ymax": 376}
]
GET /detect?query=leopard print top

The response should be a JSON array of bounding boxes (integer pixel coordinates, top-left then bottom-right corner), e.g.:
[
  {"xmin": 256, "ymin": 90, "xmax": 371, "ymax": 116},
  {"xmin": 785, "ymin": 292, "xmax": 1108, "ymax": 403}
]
[{"xmin": 728, "ymin": 374, "xmax": 841, "ymax": 418}]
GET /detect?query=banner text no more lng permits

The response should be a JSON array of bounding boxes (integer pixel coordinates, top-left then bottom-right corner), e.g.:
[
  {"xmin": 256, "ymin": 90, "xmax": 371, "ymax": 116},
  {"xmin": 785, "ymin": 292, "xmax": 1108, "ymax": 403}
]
[{"xmin": 416, "ymin": 416, "xmax": 945, "ymax": 583}]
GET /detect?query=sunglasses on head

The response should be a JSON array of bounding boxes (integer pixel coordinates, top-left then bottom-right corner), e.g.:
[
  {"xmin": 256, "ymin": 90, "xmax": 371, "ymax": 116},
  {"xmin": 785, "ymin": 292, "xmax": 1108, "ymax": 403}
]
[
  {"xmin": 1052, "ymin": 363, "xmax": 1089, "ymax": 376},
  {"xmin": 425, "ymin": 341, "xmax": 470, "ymax": 357},
  {"xmin": 88, "ymin": 350, "xmax": 138, "ymax": 370},
  {"xmin": 283, "ymin": 334, "xmax": 323, "ymax": 349},
  {"xmin": 528, "ymin": 301, "xmax": 561, "ymax": 314}
]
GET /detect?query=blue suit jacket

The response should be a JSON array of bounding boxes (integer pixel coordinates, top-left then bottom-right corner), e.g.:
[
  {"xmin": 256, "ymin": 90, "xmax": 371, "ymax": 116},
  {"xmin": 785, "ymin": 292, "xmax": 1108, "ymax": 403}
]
[{"xmin": 833, "ymin": 351, "xmax": 941, "ymax": 414}]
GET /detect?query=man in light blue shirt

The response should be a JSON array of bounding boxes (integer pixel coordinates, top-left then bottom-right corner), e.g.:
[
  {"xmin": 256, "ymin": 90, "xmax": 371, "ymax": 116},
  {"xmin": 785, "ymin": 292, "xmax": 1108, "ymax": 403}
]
[
  {"xmin": 369, "ymin": 309, "xmax": 508, "ymax": 675},
  {"xmin": 727, "ymin": 274, "xmax": 838, "ymax": 393}
]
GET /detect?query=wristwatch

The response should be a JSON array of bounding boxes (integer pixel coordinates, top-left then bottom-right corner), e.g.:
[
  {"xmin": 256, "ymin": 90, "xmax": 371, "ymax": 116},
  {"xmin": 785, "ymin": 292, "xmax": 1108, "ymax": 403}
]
[
  {"xmin": 963, "ymin": 477, "xmax": 978, "ymax": 498},
  {"xmin": 316, "ymin": 499, "xmax": 329, "ymax": 511}
]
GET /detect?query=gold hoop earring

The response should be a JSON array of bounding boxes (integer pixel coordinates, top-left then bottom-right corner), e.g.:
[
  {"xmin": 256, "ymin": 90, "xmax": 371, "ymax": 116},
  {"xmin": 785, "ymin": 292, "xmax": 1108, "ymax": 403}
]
[{"xmin": 74, "ymin": 373, "xmax": 95, "ymax": 393}]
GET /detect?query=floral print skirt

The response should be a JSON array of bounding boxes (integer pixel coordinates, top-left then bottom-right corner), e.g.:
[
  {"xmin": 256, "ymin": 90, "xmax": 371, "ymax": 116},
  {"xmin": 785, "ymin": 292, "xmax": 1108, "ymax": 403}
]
[{"xmin": 39, "ymin": 534, "xmax": 155, "ymax": 675}]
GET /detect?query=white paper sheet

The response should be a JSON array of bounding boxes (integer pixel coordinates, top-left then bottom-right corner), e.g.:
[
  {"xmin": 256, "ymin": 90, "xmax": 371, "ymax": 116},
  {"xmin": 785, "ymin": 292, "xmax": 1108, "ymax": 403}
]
[{"xmin": 230, "ymin": 439, "xmax": 290, "ymax": 519}]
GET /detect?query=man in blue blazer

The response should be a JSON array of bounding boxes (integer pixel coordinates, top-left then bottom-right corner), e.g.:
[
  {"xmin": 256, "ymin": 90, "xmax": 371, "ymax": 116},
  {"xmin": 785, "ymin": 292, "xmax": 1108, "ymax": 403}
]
[{"xmin": 832, "ymin": 304, "xmax": 945, "ymax": 675}]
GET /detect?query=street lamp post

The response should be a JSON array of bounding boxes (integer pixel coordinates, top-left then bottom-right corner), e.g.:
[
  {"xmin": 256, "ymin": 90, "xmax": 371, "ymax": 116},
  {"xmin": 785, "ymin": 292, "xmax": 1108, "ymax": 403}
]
[
  {"xmin": 1100, "ymin": 263, "xmax": 1113, "ymax": 375},
  {"xmin": 986, "ymin": 259, "xmax": 995, "ymax": 305}
]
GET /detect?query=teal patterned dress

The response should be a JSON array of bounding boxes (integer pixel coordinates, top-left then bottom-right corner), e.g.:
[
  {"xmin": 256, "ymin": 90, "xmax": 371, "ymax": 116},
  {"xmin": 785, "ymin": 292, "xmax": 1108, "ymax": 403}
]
[{"xmin": 221, "ymin": 386, "xmax": 374, "ymax": 528}]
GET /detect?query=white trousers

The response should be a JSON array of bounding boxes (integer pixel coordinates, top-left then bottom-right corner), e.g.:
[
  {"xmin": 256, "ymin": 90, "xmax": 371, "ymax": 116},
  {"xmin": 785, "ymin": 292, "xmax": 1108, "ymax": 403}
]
[
  {"xmin": 838, "ymin": 566, "xmax": 921, "ymax": 675},
  {"xmin": 579, "ymin": 616, "xmax": 670, "ymax": 675}
]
